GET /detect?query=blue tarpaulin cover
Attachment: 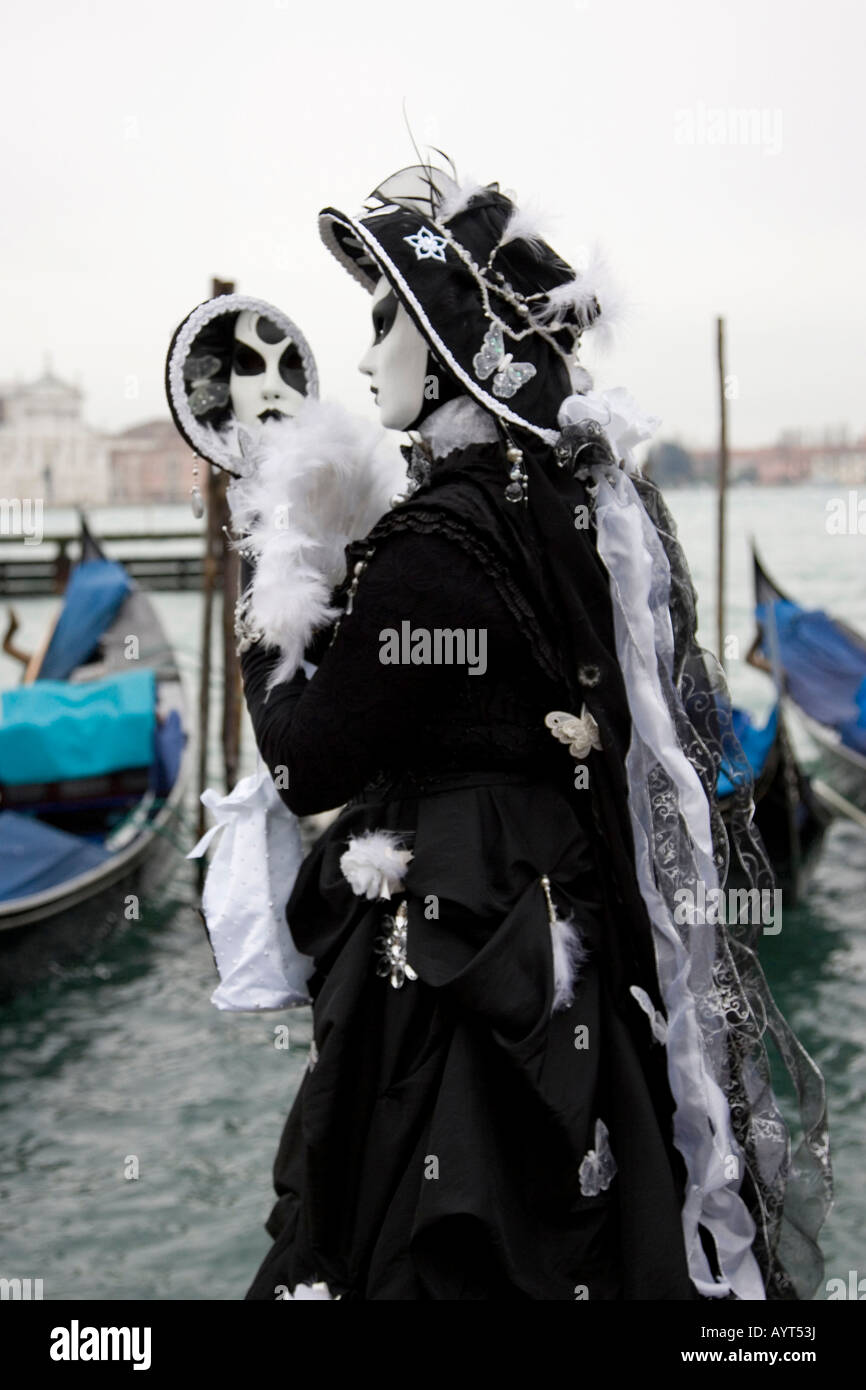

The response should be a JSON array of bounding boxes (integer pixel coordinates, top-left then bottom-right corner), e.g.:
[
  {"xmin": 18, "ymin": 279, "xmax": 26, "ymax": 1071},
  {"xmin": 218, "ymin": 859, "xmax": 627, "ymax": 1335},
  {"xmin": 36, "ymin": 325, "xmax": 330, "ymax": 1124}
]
[
  {"xmin": 0, "ymin": 669, "xmax": 156, "ymax": 786},
  {"xmin": 718, "ymin": 705, "xmax": 778, "ymax": 798},
  {"xmin": 0, "ymin": 810, "xmax": 110, "ymax": 902},
  {"xmin": 758, "ymin": 598, "xmax": 866, "ymax": 755},
  {"xmin": 149, "ymin": 708, "xmax": 184, "ymax": 797},
  {"xmin": 839, "ymin": 674, "xmax": 866, "ymax": 753},
  {"xmin": 38, "ymin": 559, "xmax": 132, "ymax": 681}
]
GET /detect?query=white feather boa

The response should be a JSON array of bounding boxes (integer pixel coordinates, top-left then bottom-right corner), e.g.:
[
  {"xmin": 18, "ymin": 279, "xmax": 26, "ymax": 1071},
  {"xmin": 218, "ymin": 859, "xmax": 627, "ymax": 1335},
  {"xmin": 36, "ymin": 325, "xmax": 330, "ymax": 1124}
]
[{"xmin": 222, "ymin": 399, "xmax": 407, "ymax": 690}]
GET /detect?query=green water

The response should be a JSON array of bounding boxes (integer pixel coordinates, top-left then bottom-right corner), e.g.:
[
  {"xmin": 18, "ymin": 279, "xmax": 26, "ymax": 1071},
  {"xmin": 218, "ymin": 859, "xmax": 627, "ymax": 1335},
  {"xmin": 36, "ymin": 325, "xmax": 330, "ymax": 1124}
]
[{"xmin": 0, "ymin": 487, "xmax": 863, "ymax": 1299}]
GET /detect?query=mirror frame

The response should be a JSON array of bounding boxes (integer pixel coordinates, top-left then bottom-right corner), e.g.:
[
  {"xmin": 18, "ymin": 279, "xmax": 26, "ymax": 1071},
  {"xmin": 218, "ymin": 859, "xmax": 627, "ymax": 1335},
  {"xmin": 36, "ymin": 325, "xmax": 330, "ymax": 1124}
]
[{"xmin": 164, "ymin": 293, "xmax": 319, "ymax": 474}]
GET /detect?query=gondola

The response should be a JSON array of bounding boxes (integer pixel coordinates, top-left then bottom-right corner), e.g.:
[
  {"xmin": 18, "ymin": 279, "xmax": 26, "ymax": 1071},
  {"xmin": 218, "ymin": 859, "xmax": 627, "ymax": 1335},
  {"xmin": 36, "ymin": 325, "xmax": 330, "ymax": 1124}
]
[
  {"xmin": 748, "ymin": 546, "xmax": 866, "ymax": 818},
  {"xmin": 0, "ymin": 515, "xmax": 190, "ymax": 998},
  {"xmin": 717, "ymin": 701, "xmax": 831, "ymax": 901}
]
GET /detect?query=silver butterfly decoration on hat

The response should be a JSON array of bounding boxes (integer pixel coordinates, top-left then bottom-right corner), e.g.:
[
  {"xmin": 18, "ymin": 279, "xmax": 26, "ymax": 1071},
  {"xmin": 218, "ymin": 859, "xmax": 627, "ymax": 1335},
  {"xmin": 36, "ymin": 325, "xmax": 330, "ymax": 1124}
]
[{"xmin": 472, "ymin": 324, "xmax": 537, "ymax": 400}]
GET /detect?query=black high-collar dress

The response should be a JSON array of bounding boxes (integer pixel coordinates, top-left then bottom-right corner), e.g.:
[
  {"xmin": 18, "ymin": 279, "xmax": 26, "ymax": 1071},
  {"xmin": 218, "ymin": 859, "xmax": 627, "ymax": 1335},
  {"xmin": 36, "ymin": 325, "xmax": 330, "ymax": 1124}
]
[{"xmin": 239, "ymin": 439, "xmax": 698, "ymax": 1301}]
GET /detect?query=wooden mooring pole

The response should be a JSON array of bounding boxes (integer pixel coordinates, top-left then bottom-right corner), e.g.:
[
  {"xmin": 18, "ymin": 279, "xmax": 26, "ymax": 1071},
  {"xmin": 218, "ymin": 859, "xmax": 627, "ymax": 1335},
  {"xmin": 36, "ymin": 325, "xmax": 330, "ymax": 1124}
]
[
  {"xmin": 195, "ymin": 277, "xmax": 243, "ymax": 882},
  {"xmin": 716, "ymin": 316, "xmax": 729, "ymax": 669},
  {"xmin": 196, "ymin": 456, "xmax": 218, "ymax": 874},
  {"xmin": 219, "ymin": 467, "xmax": 242, "ymax": 790}
]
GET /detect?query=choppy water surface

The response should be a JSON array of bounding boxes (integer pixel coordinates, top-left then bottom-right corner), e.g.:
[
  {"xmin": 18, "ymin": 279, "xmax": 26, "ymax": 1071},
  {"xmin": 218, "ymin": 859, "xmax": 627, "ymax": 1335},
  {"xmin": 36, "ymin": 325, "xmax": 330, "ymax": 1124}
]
[{"xmin": 0, "ymin": 487, "xmax": 863, "ymax": 1299}]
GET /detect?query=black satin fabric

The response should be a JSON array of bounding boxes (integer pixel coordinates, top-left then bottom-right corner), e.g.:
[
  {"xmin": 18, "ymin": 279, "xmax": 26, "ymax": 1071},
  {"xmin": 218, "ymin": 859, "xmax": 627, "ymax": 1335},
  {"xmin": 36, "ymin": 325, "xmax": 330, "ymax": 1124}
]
[
  {"xmin": 245, "ymin": 774, "xmax": 694, "ymax": 1301},
  {"xmin": 241, "ymin": 439, "xmax": 698, "ymax": 1300},
  {"xmin": 345, "ymin": 440, "xmax": 668, "ymax": 1009}
]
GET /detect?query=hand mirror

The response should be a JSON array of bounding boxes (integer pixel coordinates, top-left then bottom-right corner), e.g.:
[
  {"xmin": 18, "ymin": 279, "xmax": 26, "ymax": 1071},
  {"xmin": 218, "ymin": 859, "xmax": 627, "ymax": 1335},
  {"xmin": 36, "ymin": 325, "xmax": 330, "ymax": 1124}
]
[{"xmin": 165, "ymin": 294, "xmax": 319, "ymax": 481}]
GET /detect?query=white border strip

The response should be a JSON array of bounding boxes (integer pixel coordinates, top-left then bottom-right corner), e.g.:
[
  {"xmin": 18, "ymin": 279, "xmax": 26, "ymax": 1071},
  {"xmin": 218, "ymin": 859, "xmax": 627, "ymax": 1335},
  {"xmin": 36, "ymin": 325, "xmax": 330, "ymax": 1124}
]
[{"xmin": 166, "ymin": 294, "xmax": 319, "ymax": 473}]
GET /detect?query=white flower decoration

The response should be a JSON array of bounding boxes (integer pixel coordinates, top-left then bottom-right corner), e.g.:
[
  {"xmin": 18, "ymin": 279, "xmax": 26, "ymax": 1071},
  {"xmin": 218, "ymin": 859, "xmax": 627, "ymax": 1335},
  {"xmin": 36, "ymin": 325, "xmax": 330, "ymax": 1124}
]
[
  {"xmin": 278, "ymin": 1281, "xmax": 333, "ymax": 1300},
  {"xmin": 339, "ymin": 829, "xmax": 413, "ymax": 901}
]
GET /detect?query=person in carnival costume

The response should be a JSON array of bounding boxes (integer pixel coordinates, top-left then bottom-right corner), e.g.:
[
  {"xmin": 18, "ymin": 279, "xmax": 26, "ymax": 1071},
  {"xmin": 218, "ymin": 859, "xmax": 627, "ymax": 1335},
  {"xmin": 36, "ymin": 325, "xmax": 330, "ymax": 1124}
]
[{"xmin": 228, "ymin": 162, "xmax": 831, "ymax": 1301}]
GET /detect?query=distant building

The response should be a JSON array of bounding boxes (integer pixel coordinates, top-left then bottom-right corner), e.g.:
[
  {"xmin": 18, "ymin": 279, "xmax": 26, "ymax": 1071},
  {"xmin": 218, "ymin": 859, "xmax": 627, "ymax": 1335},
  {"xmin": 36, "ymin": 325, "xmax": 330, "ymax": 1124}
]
[
  {"xmin": 808, "ymin": 444, "xmax": 866, "ymax": 486},
  {"xmin": 0, "ymin": 367, "xmax": 111, "ymax": 505},
  {"xmin": 0, "ymin": 367, "xmax": 193, "ymax": 506},
  {"xmin": 109, "ymin": 419, "xmax": 192, "ymax": 504},
  {"xmin": 3, "ymin": 362, "xmax": 863, "ymax": 501},
  {"xmin": 690, "ymin": 436, "xmax": 866, "ymax": 485}
]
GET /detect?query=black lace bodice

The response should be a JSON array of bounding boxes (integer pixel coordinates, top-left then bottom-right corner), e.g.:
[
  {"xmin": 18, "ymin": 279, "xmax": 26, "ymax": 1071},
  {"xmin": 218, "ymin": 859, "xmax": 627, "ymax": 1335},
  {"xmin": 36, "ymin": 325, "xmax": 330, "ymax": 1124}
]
[{"xmin": 240, "ymin": 526, "xmax": 572, "ymax": 816}]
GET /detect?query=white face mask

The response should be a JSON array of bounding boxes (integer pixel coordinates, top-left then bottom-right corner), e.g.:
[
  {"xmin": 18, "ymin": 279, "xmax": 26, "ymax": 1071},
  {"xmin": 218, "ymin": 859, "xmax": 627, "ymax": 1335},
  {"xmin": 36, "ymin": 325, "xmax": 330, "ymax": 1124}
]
[
  {"xmin": 229, "ymin": 310, "xmax": 307, "ymax": 428},
  {"xmin": 358, "ymin": 278, "xmax": 429, "ymax": 430}
]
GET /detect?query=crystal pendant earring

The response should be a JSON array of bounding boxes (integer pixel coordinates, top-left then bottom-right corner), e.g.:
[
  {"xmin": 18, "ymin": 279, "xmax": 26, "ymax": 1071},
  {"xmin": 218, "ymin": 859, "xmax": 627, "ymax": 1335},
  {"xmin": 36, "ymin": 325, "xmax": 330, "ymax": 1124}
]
[
  {"xmin": 503, "ymin": 439, "xmax": 528, "ymax": 504},
  {"xmin": 190, "ymin": 455, "xmax": 204, "ymax": 518}
]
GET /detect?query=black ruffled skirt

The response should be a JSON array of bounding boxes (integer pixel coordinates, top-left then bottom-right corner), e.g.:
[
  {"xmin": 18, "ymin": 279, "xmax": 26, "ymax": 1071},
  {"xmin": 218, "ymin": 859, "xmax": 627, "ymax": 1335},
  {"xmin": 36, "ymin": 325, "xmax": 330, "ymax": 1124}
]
[{"xmin": 245, "ymin": 771, "xmax": 696, "ymax": 1301}]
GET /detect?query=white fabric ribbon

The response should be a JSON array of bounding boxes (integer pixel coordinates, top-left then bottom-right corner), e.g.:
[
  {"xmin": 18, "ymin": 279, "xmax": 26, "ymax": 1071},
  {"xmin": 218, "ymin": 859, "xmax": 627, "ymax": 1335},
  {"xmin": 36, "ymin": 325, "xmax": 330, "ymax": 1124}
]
[
  {"xmin": 591, "ymin": 466, "xmax": 764, "ymax": 1299},
  {"xmin": 557, "ymin": 386, "xmax": 765, "ymax": 1298},
  {"xmin": 187, "ymin": 756, "xmax": 313, "ymax": 1011},
  {"xmin": 629, "ymin": 985, "xmax": 669, "ymax": 1045}
]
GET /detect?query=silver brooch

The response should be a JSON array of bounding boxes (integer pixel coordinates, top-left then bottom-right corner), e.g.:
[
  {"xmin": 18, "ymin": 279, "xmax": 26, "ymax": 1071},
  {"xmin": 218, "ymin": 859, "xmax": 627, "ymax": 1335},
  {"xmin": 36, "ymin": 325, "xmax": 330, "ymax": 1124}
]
[
  {"xmin": 553, "ymin": 421, "xmax": 619, "ymax": 481},
  {"xmin": 374, "ymin": 899, "xmax": 417, "ymax": 989}
]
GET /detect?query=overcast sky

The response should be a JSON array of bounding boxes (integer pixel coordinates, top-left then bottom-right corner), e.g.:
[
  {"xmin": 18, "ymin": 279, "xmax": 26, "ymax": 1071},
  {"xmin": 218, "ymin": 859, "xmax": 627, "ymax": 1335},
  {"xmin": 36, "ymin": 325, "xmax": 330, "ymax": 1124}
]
[{"xmin": 1, "ymin": 0, "xmax": 863, "ymax": 449}]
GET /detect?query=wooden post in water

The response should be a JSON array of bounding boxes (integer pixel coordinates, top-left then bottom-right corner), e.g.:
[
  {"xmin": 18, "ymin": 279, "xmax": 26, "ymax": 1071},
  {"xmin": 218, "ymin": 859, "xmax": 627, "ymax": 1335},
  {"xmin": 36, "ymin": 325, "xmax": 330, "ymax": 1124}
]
[
  {"xmin": 716, "ymin": 316, "xmax": 729, "ymax": 668},
  {"xmin": 195, "ymin": 277, "xmax": 238, "ymax": 877},
  {"xmin": 219, "ymin": 469, "xmax": 242, "ymax": 790},
  {"xmin": 211, "ymin": 278, "xmax": 242, "ymax": 791},
  {"xmin": 196, "ymin": 457, "xmax": 219, "ymax": 866}
]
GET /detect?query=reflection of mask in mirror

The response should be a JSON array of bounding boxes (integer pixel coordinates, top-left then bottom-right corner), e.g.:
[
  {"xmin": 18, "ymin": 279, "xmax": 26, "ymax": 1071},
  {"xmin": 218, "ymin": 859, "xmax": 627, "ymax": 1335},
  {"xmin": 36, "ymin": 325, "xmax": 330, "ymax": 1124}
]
[
  {"xmin": 358, "ymin": 278, "xmax": 429, "ymax": 431},
  {"xmin": 229, "ymin": 310, "xmax": 308, "ymax": 427}
]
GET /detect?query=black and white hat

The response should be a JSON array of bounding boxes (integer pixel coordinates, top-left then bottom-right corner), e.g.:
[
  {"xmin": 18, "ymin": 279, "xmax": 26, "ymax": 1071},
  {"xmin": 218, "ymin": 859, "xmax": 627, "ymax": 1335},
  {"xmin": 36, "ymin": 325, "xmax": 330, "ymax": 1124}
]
[{"xmin": 319, "ymin": 166, "xmax": 606, "ymax": 444}]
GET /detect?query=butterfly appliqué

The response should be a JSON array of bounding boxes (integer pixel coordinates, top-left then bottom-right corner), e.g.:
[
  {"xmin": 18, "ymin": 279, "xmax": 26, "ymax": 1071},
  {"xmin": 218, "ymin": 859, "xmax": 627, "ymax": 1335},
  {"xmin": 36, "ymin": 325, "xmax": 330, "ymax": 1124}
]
[
  {"xmin": 578, "ymin": 1118, "xmax": 617, "ymax": 1197},
  {"xmin": 472, "ymin": 324, "xmax": 537, "ymax": 399},
  {"xmin": 183, "ymin": 352, "xmax": 230, "ymax": 417},
  {"xmin": 544, "ymin": 706, "xmax": 603, "ymax": 759}
]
